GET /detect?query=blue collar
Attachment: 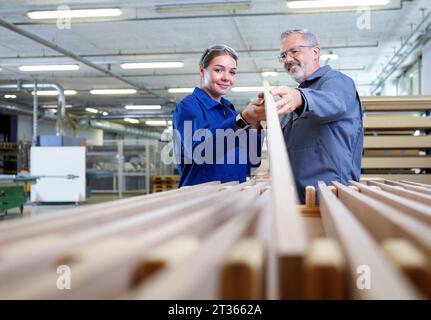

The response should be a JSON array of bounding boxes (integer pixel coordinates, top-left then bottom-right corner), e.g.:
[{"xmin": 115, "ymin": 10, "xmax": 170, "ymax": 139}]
[
  {"xmin": 192, "ymin": 87, "xmax": 234, "ymax": 110},
  {"xmin": 303, "ymin": 65, "xmax": 332, "ymax": 82}
]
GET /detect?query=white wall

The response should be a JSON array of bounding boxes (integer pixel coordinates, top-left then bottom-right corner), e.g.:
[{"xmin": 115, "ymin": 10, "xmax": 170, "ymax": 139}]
[{"xmin": 421, "ymin": 37, "xmax": 431, "ymax": 94}]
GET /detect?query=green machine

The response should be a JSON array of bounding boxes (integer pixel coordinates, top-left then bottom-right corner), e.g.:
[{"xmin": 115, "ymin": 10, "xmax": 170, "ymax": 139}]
[{"xmin": 0, "ymin": 175, "xmax": 37, "ymax": 215}]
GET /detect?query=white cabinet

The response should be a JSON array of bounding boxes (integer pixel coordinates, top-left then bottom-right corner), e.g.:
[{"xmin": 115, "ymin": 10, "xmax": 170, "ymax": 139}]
[{"xmin": 30, "ymin": 147, "xmax": 86, "ymax": 203}]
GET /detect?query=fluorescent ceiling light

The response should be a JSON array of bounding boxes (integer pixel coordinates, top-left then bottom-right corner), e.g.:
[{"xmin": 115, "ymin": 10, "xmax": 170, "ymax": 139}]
[
  {"xmin": 320, "ymin": 53, "xmax": 339, "ymax": 61},
  {"xmin": 32, "ymin": 90, "xmax": 77, "ymax": 96},
  {"xmin": 124, "ymin": 118, "xmax": 140, "ymax": 124},
  {"xmin": 261, "ymin": 71, "xmax": 278, "ymax": 77},
  {"xmin": 19, "ymin": 64, "xmax": 80, "ymax": 71},
  {"xmin": 168, "ymin": 88, "xmax": 194, "ymax": 93},
  {"xmin": 86, "ymin": 107, "xmax": 99, "ymax": 114},
  {"xmin": 41, "ymin": 104, "xmax": 72, "ymax": 108},
  {"xmin": 286, "ymin": 0, "xmax": 390, "ymax": 9},
  {"xmin": 4, "ymin": 94, "xmax": 16, "ymax": 99},
  {"xmin": 145, "ymin": 120, "xmax": 169, "ymax": 126},
  {"xmin": 232, "ymin": 86, "xmax": 263, "ymax": 92},
  {"xmin": 124, "ymin": 105, "xmax": 162, "ymax": 110},
  {"xmin": 102, "ymin": 112, "xmax": 109, "ymax": 116},
  {"xmin": 121, "ymin": 62, "xmax": 184, "ymax": 69},
  {"xmin": 155, "ymin": 1, "xmax": 251, "ymax": 13},
  {"xmin": 90, "ymin": 89, "xmax": 137, "ymax": 95},
  {"xmin": 27, "ymin": 8, "xmax": 122, "ymax": 19}
]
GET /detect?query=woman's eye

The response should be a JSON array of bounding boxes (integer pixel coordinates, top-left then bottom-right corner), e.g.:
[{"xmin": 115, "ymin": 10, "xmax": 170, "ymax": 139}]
[
  {"xmin": 215, "ymin": 69, "xmax": 222, "ymax": 73},
  {"xmin": 230, "ymin": 71, "xmax": 236, "ymax": 75}
]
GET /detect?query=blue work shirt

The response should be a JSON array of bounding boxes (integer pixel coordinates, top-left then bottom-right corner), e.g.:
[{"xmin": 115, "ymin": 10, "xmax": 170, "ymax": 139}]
[
  {"xmin": 173, "ymin": 87, "xmax": 263, "ymax": 187},
  {"xmin": 282, "ymin": 65, "xmax": 364, "ymax": 203}
]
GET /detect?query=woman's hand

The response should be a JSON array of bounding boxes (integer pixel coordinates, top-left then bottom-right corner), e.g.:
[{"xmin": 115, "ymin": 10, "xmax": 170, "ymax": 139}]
[{"xmin": 242, "ymin": 97, "xmax": 266, "ymax": 129}]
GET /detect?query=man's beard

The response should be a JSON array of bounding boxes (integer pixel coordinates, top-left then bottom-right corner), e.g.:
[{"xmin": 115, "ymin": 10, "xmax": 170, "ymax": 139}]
[{"xmin": 286, "ymin": 62, "xmax": 307, "ymax": 83}]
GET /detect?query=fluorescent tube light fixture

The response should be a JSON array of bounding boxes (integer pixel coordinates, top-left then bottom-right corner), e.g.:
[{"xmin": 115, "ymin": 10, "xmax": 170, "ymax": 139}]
[
  {"xmin": 86, "ymin": 108, "xmax": 99, "ymax": 114},
  {"xmin": 124, "ymin": 118, "xmax": 140, "ymax": 124},
  {"xmin": 145, "ymin": 120, "xmax": 169, "ymax": 126},
  {"xmin": 32, "ymin": 90, "xmax": 77, "ymax": 96},
  {"xmin": 168, "ymin": 88, "xmax": 194, "ymax": 93},
  {"xmin": 19, "ymin": 64, "xmax": 80, "ymax": 72},
  {"xmin": 121, "ymin": 62, "xmax": 184, "ymax": 69},
  {"xmin": 287, "ymin": 0, "xmax": 391, "ymax": 10},
  {"xmin": 90, "ymin": 89, "xmax": 137, "ymax": 95},
  {"xmin": 27, "ymin": 8, "xmax": 122, "ymax": 20},
  {"xmin": 125, "ymin": 105, "xmax": 162, "ymax": 110}
]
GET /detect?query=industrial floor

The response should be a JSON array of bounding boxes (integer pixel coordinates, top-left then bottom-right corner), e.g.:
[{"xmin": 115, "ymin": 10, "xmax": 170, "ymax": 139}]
[{"xmin": 0, "ymin": 193, "xmax": 141, "ymax": 222}]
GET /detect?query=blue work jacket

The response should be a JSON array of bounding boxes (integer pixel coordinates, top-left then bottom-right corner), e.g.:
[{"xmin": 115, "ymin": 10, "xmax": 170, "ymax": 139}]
[
  {"xmin": 282, "ymin": 65, "xmax": 364, "ymax": 203},
  {"xmin": 173, "ymin": 87, "xmax": 263, "ymax": 187}
]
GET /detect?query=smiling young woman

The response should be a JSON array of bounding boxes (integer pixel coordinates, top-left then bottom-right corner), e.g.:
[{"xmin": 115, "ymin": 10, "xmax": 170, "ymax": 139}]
[{"xmin": 173, "ymin": 44, "xmax": 266, "ymax": 187}]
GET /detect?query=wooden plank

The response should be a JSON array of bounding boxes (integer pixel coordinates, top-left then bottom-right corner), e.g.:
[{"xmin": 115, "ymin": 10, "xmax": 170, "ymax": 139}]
[
  {"xmin": 0, "ymin": 181, "xmax": 222, "ymax": 234},
  {"xmin": 0, "ymin": 183, "xmax": 258, "ymax": 291},
  {"xmin": 304, "ymin": 238, "xmax": 347, "ymax": 300},
  {"xmin": 366, "ymin": 180, "xmax": 431, "ymax": 207},
  {"xmin": 361, "ymin": 96, "xmax": 431, "ymax": 111},
  {"xmin": 220, "ymin": 238, "xmax": 265, "ymax": 300},
  {"xmin": 364, "ymin": 150, "xmax": 425, "ymax": 157},
  {"xmin": 318, "ymin": 181, "xmax": 419, "ymax": 299},
  {"xmin": 400, "ymin": 180, "xmax": 431, "ymax": 189},
  {"xmin": 128, "ymin": 189, "xmax": 267, "ymax": 299},
  {"xmin": 349, "ymin": 180, "xmax": 431, "ymax": 226},
  {"xmin": 361, "ymin": 174, "xmax": 431, "ymax": 185},
  {"xmin": 384, "ymin": 180, "xmax": 431, "ymax": 196},
  {"xmin": 0, "ymin": 187, "xmax": 261, "ymax": 299},
  {"xmin": 361, "ymin": 157, "xmax": 431, "ymax": 169},
  {"xmin": 333, "ymin": 182, "xmax": 431, "ymax": 258},
  {"xmin": 382, "ymin": 238, "xmax": 431, "ymax": 298},
  {"xmin": 363, "ymin": 116, "xmax": 431, "ymax": 130},
  {"xmin": 131, "ymin": 236, "xmax": 200, "ymax": 287},
  {"xmin": 262, "ymin": 80, "xmax": 308, "ymax": 299},
  {"xmin": 364, "ymin": 136, "xmax": 431, "ymax": 149}
]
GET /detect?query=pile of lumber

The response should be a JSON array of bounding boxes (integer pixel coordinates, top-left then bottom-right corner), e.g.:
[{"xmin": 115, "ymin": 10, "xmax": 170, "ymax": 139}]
[{"xmin": 361, "ymin": 95, "xmax": 431, "ymax": 185}]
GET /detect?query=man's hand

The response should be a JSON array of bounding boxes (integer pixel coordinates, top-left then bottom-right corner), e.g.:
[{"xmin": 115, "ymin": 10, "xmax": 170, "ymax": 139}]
[
  {"xmin": 270, "ymin": 86, "xmax": 304, "ymax": 116},
  {"xmin": 242, "ymin": 97, "xmax": 266, "ymax": 128}
]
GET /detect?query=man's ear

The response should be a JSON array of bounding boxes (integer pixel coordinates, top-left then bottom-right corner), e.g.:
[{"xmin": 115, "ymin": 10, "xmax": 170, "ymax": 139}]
[{"xmin": 313, "ymin": 46, "xmax": 321, "ymax": 62}]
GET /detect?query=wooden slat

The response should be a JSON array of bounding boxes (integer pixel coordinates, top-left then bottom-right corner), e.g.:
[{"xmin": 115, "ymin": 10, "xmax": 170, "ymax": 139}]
[
  {"xmin": 304, "ymin": 238, "xmax": 347, "ymax": 300},
  {"xmin": 349, "ymin": 180, "xmax": 431, "ymax": 226},
  {"xmin": 262, "ymin": 80, "xmax": 308, "ymax": 299},
  {"xmin": 363, "ymin": 116, "xmax": 431, "ymax": 130},
  {"xmin": 0, "ymin": 183, "xmax": 258, "ymax": 290},
  {"xmin": 361, "ymin": 96, "xmax": 431, "ymax": 111},
  {"xmin": 361, "ymin": 174, "xmax": 431, "ymax": 185},
  {"xmin": 318, "ymin": 181, "xmax": 419, "ymax": 299},
  {"xmin": 131, "ymin": 236, "xmax": 200, "ymax": 287},
  {"xmin": 384, "ymin": 180, "xmax": 431, "ymax": 196},
  {"xmin": 382, "ymin": 238, "xmax": 431, "ymax": 298},
  {"xmin": 400, "ymin": 180, "xmax": 431, "ymax": 189},
  {"xmin": 361, "ymin": 157, "xmax": 431, "ymax": 168},
  {"xmin": 333, "ymin": 182, "xmax": 431, "ymax": 258},
  {"xmin": 366, "ymin": 180, "xmax": 431, "ymax": 207},
  {"xmin": 128, "ymin": 189, "xmax": 267, "ymax": 299},
  {"xmin": 220, "ymin": 238, "xmax": 265, "ymax": 299},
  {"xmin": 0, "ymin": 187, "xmax": 262, "ymax": 299},
  {"xmin": 364, "ymin": 136, "xmax": 431, "ymax": 149}
]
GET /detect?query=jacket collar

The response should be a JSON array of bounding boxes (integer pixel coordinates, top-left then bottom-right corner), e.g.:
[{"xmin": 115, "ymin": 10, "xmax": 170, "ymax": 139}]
[
  {"xmin": 192, "ymin": 87, "xmax": 234, "ymax": 110},
  {"xmin": 302, "ymin": 65, "xmax": 332, "ymax": 83}
]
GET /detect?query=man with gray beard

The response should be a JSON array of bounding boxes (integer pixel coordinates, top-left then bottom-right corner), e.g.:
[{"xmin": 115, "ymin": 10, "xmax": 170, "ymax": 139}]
[{"xmin": 268, "ymin": 29, "xmax": 363, "ymax": 203}]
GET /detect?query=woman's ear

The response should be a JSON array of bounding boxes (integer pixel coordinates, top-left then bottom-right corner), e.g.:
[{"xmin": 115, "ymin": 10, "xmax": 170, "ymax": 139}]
[{"xmin": 199, "ymin": 65, "xmax": 205, "ymax": 79}]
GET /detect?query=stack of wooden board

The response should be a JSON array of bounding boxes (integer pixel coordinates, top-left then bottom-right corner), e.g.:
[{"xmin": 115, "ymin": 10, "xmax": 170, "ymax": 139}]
[
  {"xmin": 361, "ymin": 96, "xmax": 431, "ymax": 184},
  {"xmin": 151, "ymin": 175, "xmax": 180, "ymax": 193}
]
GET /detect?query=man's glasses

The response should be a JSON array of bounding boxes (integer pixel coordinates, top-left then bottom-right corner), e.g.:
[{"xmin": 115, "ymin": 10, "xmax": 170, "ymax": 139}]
[{"xmin": 277, "ymin": 45, "xmax": 315, "ymax": 62}]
